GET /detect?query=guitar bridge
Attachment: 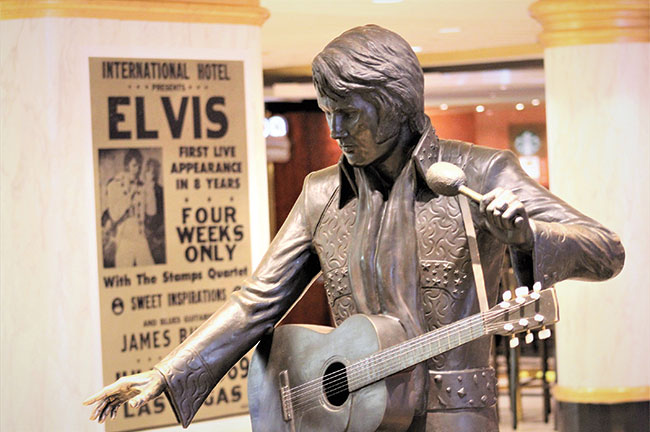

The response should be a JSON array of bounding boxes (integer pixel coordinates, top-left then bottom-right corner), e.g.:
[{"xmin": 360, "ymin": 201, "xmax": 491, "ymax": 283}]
[{"xmin": 279, "ymin": 370, "xmax": 295, "ymax": 424}]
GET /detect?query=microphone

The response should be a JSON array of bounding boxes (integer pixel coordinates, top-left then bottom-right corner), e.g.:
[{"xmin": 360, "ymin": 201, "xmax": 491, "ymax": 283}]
[
  {"xmin": 425, "ymin": 162, "xmax": 482, "ymax": 202},
  {"xmin": 426, "ymin": 161, "xmax": 525, "ymax": 226}
]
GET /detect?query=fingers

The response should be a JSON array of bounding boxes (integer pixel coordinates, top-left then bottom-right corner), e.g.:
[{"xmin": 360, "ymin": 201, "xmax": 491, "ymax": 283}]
[
  {"xmin": 90, "ymin": 397, "xmax": 110, "ymax": 421},
  {"xmin": 88, "ymin": 393, "xmax": 132, "ymax": 423},
  {"xmin": 99, "ymin": 399, "xmax": 115, "ymax": 424},
  {"xmin": 129, "ymin": 392, "xmax": 151, "ymax": 410},
  {"xmin": 513, "ymin": 215, "xmax": 526, "ymax": 227},
  {"xmin": 89, "ymin": 394, "xmax": 128, "ymax": 423},
  {"xmin": 84, "ymin": 379, "xmax": 125, "ymax": 405},
  {"xmin": 83, "ymin": 394, "xmax": 100, "ymax": 406},
  {"xmin": 83, "ymin": 388, "xmax": 111, "ymax": 406},
  {"xmin": 87, "ymin": 379, "xmax": 132, "ymax": 422},
  {"xmin": 483, "ymin": 188, "xmax": 524, "ymax": 230},
  {"xmin": 110, "ymin": 404, "xmax": 120, "ymax": 420},
  {"xmin": 479, "ymin": 187, "xmax": 501, "ymax": 214},
  {"xmin": 501, "ymin": 202, "xmax": 524, "ymax": 229},
  {"xmin": 86, "ymin": 371, "xmax": 164, "ymax": 424}
]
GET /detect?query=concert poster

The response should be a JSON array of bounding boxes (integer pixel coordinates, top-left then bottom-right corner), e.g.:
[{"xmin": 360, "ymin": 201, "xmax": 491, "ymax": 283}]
[{"xmin": 89, "ymin": 57, "xmax": 252, "ymax": 431}]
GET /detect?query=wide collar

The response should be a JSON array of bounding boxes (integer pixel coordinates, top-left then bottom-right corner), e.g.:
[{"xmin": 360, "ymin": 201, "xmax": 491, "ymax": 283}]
[{"xmin": 338, "ymin": 117, "xmax": 440, "ymax": 208}]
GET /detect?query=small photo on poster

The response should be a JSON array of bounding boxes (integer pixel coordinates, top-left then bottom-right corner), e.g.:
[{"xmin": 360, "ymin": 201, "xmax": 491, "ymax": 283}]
[{"xmin": 98, "ymin": 148, "xmax": 166, "ymax": 268}]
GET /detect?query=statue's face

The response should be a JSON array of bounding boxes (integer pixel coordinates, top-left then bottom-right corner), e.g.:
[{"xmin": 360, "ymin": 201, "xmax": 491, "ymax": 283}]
[{"xmin": 318, "ymin": 92, "xmax": 398, "ymax": 167}]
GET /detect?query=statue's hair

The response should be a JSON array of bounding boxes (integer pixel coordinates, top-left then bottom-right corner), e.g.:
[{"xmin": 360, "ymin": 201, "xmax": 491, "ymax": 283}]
[{"xmin": 312, "ymin": 25, "xmax": 426, "ymax": 134}]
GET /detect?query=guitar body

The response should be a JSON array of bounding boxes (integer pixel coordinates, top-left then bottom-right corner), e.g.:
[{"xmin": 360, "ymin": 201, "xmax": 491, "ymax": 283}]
[
  {"xmin": 248, "ymin": 314, "xmax": 416, "ymax": 432},
  {"xmin": 249, "ymin": 287, "xmax": 559, "ymax": 432}
]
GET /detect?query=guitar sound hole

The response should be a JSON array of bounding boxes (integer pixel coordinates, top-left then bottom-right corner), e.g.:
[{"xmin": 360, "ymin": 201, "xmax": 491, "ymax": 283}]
[{"xmin": 322, "ymin": 361, "xmax": 349, "ymax": 407}]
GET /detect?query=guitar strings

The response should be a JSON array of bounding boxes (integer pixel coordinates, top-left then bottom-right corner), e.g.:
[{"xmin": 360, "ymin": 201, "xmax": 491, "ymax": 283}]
[
  {"xmin": 291, "ymin": 320, "xmax": 513, "ymax": 414},
  {"xmin": 290, "ymin": 305, "xmax": 510, "ymax": 399},
  {"xmin": 289, "ymin": 315, "xmax": 485, "ymax": 411},
  {"xmin": 289, "ymin": 311, "xmax": 487, "ymax": 396},
  {"xmin": 288, "ymin": 299, "xmax": 537, "ymax": 411},
  {"xmin": 289, "ymin": 313, "xmax": 481, "ymax": 400},
  {"xmin": 289, "ymin": 325, "xmax": 468, "ymax": 410},
  {"xmin": 292, "ymin": 317, "xmax": 484, "ymax": 412},
  {"xmin": 290, "ymin": 315, "xmax": 485, "ymax": 413},
  {"xmin": 292, "ymin": 318, "xmax": 521, "ymax": 413},
  {"xmin": 289, "ymin": 305, "xmax": 517, "ymax": 407},
  {"xmin": 291, "ymin": 317, "xmax": 487, "ymax": 413}
]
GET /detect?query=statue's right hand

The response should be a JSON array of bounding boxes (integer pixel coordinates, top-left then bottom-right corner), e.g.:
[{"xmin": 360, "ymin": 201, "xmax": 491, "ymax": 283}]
[{"xmin": 83, "ymin": 369, "xmax": 166, "ymax": 424}]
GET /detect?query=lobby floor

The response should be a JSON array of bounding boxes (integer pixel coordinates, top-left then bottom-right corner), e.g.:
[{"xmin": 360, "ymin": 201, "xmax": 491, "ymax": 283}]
[
  {"xmin": 498, "ymin": 392, "xmax": 556, "ymax": 432},
  {"xmin": 497, "ymin": 352, "xmax": 556, "ymax": 432}
]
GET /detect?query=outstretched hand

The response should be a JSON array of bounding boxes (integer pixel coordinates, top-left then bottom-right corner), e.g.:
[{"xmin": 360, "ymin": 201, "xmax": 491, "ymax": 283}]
[
  {"xmin": 83, "ymin": 369, "xmax": 166, "ymax": 424},
  {"xmin": 480, "ymin": 187, "xmax": 534, "ymax": 250}
]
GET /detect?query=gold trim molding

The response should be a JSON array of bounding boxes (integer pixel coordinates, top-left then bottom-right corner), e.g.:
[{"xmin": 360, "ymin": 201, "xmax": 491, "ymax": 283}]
[
  {"xmin": 264, "ymin": 43, "xmax": 544, "ymax": 82},
  {"xmin": 530, "ymin": 0, "xmax": 650, "ymax": 47},
  {"xmin": 554, "ymin": 385, "xmax": 650, "ymax": 404},
  {"xmin": 416, "ymin": 43, "xmax": 543, "ymax": 67},
  {"xmin": 0, "ymin": 0, "xmax": 270, "ymax": 25}
]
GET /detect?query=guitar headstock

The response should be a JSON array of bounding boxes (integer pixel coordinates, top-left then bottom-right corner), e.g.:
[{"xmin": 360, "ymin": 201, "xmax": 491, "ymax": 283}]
[{"xmin": 484, "ymin": 283, "xmax": 559, "ymax": 345}]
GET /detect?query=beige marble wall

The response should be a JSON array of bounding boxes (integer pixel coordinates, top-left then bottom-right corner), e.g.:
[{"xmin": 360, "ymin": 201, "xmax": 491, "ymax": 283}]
[
  {"xmin": 0, "ymin": 17, "xmax": 266, "ymax": 431},
  {"xmin": 544, "ymin": 43, "xmax": 649, "ymax": 390}
]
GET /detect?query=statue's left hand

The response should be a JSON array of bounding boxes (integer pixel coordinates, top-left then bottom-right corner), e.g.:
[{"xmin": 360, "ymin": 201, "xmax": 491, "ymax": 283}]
[
  {"xmin": 480, "ymin": 187, "xmax": 534, "ymax": 250},
  {"xmin": 83, "ymin": 369, "xmax": 166, "ymax": 424}
]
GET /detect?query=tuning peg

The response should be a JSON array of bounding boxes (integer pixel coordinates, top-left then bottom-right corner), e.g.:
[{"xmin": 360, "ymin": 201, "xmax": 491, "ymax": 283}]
[
  {"xmin": 519, "ymin": 318, "xmax": 529, "ymax": 327},
  {"xmin": 502, "ymin": 291, "xmax": 512, "ymax": 301},
  {"xmin": 538, "ymin": 327, "xmax": 552, "ymax": 340},
  {"xmin": 530, "ymin": 291, "xmax": 541, "ymax": 300},
  {"xmin": 509, "ymin": 335, "xmax": 519, "ymax": 348},
  {"xmin": 503, "ymin": 323, "xmax": 514, "ymax": 332},
  {"xmin": 515, "ymin": 286, "xmax": 529, "ymax": 298},
  {"xmin": 500, "ymin": 300, "xmax": 511, "ymax": 309},
  {"xmin": 515, "ymin": 297, "xmax": 526, "ymax": 304},
  {"xmin": 533, "ymin": 281, "xmax": 542, "ymax": 293},
  {"xmin": 525, "ymin": 331, "xmax": 534, "ymax": 344},
  {"xmin": 534, "ymin": 314, "xmax": 544, "ymax": 323}
]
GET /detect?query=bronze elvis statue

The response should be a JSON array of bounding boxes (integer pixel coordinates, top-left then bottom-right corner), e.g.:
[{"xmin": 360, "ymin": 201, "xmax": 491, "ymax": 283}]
[{"xmin": 85, "ymin": 25, "xmax": 624, "ymax": 431}]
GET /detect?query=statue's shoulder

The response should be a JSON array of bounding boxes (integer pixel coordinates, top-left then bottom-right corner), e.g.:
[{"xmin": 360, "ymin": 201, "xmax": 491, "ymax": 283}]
[
  {"xmin": 301, "ymin": 164, "xmax": 341, "ymax": 227},
  {"xmin": 438, "ymin": 139, "xmax": 517, "ymax": 191},
  {"xmin": 304, "ymin": 164, "xmax": 340, "ymax": 196},
  {"xmin": 438, "ymin": 139, "xmax": 503, "ymax": 166},
  {"xmin": 306, "ymin": 163, "xmax": 340, "ymax": 183}
]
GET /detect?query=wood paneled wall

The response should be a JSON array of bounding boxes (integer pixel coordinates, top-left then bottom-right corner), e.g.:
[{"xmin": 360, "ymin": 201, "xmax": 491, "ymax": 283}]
[{"xmin": 270, "ymin": 110, "xmax": 340, "ymax": 326}]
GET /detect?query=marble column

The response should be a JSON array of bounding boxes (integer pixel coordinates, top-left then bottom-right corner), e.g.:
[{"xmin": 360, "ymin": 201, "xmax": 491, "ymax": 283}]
[
  {"xmin": 1, "ymin": 2, "xmax": 268, "ymax": 431},
  {"xmin": 530, "ymin": 1, "xmax": 649, "ymax": 430}
]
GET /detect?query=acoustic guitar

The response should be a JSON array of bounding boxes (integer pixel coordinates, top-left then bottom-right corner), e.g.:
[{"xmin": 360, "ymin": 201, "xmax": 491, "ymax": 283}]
[{"xmin": 248, "ymin": 285, "xmax": 558, "ymax": 432}]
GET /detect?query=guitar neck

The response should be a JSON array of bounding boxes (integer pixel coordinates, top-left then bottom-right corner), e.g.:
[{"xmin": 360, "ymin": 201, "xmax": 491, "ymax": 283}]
[{"xmin": 347, "ymin": 314, "xmax": 486, "ymax": 391}]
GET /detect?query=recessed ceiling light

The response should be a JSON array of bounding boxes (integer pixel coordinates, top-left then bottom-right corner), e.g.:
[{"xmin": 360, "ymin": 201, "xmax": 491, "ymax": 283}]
[
  {"xmin": 476, "ymin": 105, "xmax": 485, "ymax": 113},
  {"xmin": 439, "ymin": 27, "xmax": 461, "ymax": 34},
  {"xmin": 516, "ymin": 103, "xmax": 525, "ymax": 111},
  {"xmin": 440, "ymin": 103, "xmax": 448, "ymax": 111},
  {"xmin": 531, "ymin": 98, "xmax": 541, "ymax": 106}
]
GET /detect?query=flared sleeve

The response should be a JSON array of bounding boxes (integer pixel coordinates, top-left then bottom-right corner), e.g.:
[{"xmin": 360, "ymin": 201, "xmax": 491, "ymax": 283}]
[
  {"xmin": 480, "ymin": 150, "xmax": 625, "ymax": 288},
  {"xmin": 154, "ymin": 176, "xmax": 322, "ymax": 427}
]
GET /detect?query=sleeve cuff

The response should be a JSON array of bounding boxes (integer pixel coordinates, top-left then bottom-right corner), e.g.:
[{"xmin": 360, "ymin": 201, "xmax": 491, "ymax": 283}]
[
  {"xmin": 513, "ymin": 219, "xmax": 573, "ymax": 288},
  {"xmin": 155, "ymin": 348, "xmax": 218, "ymax": 428}
]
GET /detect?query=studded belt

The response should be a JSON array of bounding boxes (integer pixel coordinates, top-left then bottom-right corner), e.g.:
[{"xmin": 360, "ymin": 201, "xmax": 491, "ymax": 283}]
[{"xmin": 427, "ymin": 367, "xmax": 498, "ymax": 410}]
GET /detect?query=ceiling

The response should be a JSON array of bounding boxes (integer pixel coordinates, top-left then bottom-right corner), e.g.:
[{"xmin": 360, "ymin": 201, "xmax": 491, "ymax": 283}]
[{"xmin": 259, "ymin": 0, "xmax": 546, "ymax": 108}]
